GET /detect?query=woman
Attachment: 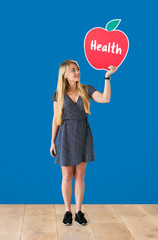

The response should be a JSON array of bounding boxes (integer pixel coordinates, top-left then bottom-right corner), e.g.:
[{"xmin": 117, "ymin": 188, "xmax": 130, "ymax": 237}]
[{"xmin": 50, "ymin": 59, "xmax": 117, "ymax": 226}]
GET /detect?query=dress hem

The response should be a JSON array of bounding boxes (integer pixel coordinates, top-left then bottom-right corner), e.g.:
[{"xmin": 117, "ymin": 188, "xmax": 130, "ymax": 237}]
[{"xmin": 54, "ymin": 159, "xmax": 95, "ymax": 166}]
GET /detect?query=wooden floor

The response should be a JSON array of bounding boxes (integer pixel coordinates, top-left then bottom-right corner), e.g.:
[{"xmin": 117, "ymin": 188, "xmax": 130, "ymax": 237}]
[{"xmin": 0, "ymin": 204, "xmax": 158, "ymax": 240}]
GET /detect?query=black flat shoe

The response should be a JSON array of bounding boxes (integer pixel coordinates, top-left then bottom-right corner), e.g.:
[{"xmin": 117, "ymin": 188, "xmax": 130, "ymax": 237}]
[
  {"xmin": 75, "ymin": 211, "xmax": 87, "ymax": 226},
  {"xmin": 62, "ymin": 211, "xmax": 73, "ymax": 226}
]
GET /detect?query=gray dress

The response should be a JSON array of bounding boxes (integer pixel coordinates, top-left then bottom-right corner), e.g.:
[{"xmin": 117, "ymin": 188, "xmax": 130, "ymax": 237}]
[{"xmin": 51, "ymin": 85, "xmax": 97, "ymax": 166}]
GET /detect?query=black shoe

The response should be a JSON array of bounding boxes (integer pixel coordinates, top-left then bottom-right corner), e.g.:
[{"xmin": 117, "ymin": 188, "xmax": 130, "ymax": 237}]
[
  {"xmin": 62, "ymin": 211, "xmax": 73, "ymax": 226},
  {"xmin": 75, "ymin": 211, "xmax": 87, "ymax": 225}
]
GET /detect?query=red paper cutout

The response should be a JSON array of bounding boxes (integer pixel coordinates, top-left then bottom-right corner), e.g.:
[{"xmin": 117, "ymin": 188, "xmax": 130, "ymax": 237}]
[{"xmin": 84, "ymin": 19, "xmax": 129, "ymax": 71}]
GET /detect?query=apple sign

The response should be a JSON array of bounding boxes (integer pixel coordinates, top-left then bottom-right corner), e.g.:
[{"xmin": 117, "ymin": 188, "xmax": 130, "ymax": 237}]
[{"xmin": 84, "ymin": 19, "xmax": 129, "ymax": 71}]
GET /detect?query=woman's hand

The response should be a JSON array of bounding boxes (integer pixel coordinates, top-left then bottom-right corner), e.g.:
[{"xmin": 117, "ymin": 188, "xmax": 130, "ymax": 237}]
[
  {"xmin": 50, "ymin": 142, "xmax": 56, "ymax": 157},
  {"xmin": 106, "ymin": 65, "xmax": 118, "ymax": 78}
]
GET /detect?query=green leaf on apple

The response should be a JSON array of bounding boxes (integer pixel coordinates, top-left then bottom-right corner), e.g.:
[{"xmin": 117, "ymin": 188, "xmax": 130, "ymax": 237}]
[{"xmin": 105, "ymin": 19, "xmax": 121, "ymax": 31}]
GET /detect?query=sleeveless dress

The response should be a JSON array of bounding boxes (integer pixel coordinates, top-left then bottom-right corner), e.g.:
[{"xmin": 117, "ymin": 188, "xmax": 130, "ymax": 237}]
[{"xmin": 51, "ymin": 85, "xmax": 97, "ymax": 166}]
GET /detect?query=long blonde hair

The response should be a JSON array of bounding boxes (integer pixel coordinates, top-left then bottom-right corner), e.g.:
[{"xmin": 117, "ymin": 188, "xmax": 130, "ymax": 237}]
[{"xmin": 56, "ymin": 59, "xmax": 91, "ymax": 126}]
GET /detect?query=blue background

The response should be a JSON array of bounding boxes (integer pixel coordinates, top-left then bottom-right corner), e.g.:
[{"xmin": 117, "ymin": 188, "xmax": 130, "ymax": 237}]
[{"xmin": 1, "ymin": 0, "xmax": 158, "ymax": 203}]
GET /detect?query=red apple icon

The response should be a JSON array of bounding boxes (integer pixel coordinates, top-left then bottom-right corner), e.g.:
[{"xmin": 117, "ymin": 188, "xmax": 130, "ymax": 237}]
[{"xmin": 84, "ymin": 19, "xmax": 129, "ymax": 71}]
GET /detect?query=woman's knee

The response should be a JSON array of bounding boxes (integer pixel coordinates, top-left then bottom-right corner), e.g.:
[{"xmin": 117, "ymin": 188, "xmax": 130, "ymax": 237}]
[
  {"xmin": 74, "ymin": 169, "xmax": 86, "ymax": 180},
  {"xmin": 62, "ymin": 166, "xmax": 73, "ymax": 181},
  {"xmin": 74, "ymin": 162, "xmax": 87, "ymax": 179},
  {"xmin": 74, "ymin": 172, "xmax": 85, "ymax": 181}
]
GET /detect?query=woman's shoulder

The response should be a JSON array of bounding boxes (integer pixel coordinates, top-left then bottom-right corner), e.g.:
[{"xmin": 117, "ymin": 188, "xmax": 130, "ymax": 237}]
[
  {"xmin": 82, "ymin": 84, "xmax": 96, "ymax": 91},
  {"xmin": 51, "ymin": 89, "xmax": 57, "ymax": 102},
  {"xmin": 82, "ymin": 84, "xmax": 88, "ymax": 89},
  {"xmin": 82, "ymin": 84, "xmax": 97, "ymax": 98}
]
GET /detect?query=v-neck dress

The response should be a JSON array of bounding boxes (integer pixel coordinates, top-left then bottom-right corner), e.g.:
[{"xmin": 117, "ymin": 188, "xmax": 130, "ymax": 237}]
[{"xmin": 51, "ymin": 85, "xmax": 97, "ymax": 166}]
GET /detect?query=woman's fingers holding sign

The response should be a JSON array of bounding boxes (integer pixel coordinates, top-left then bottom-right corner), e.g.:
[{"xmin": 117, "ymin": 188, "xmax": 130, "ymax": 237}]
[
  {"xmin": 108, "ymin": 65, "xmax": 117, "ymax": 72},
  {"xmin": 106, "ymin": 66, "xmax": 118, "ymax": 77}
]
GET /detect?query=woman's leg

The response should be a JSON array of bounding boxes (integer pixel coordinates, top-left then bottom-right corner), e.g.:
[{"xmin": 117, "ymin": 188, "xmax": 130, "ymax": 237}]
[
  {"xmin": 61, "ymin": 165, "xmax": 73, "ymax": 212},
  {"xmin": 73, "ymin": 162, "xmax": 87, "ymax": 213}
]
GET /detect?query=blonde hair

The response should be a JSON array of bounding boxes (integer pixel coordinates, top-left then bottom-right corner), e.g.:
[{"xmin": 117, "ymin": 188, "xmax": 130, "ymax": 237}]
[{"xmin": 56, "ymin": 59, "xmax": 91, "ymax": 126}]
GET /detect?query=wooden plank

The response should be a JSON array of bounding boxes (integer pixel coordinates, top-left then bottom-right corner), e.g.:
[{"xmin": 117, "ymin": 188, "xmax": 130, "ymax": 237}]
[
  {"xmin": 134, "ymin": 238, "xmax": 158, "ymax": 240},
  {"xmin": 84, "ymin": 204, "xmax": 122, "ymax": 223},
  {"xmin": 114, "ymin": 204, "xmax": 158, "ymax": 239},
  {"xmin": 0, "ymin": 204, "xmax": 25, "ymax": 240},
  {"xmin": 21, "ymin": 204, "xmax": 58, "ymax": 240},
  {"xmin": 136, "ymin": 204, "xmax": 158, "ymax": 228},
  {"xmin": 0, "ymin": 232, "xmax": 21, "ymax": 240},
  {"xmin": 90, "ymin": 223, "xmax": 134, "ymax": 240},
  {"xmin": 84, "ymin": 204, "xmax": 134, "ymax": 240}
]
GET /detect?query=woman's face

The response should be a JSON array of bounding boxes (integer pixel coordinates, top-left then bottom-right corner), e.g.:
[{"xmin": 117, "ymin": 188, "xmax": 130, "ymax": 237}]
[{"xmin": 65, "ymin": 63, "xmax": 80, "ymax": 82}]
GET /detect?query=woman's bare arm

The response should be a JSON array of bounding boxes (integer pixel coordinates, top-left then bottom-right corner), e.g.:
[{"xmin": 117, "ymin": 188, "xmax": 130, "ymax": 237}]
[
  {"xmin": 51, "ymin": 101, "xmax": 59, "ymax": 144},
  {"xmin": 91, "ymin": 66, "xmax": 117, "ymax": 103},
  {"xmin": 92, "ymin": 78, "xmax": 111, "ymax": 103}
]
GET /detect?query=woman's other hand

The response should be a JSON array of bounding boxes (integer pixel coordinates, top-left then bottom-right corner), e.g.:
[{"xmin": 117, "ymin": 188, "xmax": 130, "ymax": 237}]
[{"xmin": 50, "ymin": 142, "xmax": 57, "ymax": 157}]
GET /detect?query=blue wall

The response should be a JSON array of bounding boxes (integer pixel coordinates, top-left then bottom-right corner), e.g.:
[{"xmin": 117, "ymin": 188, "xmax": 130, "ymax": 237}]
[{"xmin": 1, "ymin": 0, "xmax": 158, "ymax": 203}]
